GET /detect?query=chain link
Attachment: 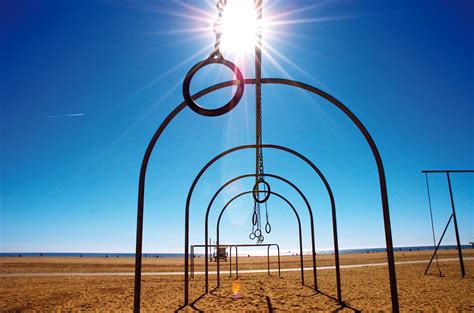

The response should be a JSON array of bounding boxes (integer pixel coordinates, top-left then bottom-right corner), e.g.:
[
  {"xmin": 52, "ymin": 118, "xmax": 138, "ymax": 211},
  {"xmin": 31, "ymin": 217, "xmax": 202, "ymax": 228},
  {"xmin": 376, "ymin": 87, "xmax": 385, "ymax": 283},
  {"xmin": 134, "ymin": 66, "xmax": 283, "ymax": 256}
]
[{"xmin": 210, "ymin": 0, "xmax": 227, "ymax": 59}]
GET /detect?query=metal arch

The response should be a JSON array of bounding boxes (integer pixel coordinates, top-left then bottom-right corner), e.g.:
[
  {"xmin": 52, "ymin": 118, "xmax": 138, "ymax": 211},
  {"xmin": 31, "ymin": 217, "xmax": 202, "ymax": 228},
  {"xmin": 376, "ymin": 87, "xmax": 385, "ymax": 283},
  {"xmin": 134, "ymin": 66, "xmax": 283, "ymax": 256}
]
[
  {"xmin": 214, "ymin": 190, "xmax": 303, "ymax": 285},
  {"xmin": 196, "ymin": 146, "xmax": 341, "ymax": 303},
  {"xmin": 203, "ymin": 172, "xmax": 320, "ymax": 295},
  {"xmin": 134, "ymin": 78, "xmax": 398, "ymax": 312}
]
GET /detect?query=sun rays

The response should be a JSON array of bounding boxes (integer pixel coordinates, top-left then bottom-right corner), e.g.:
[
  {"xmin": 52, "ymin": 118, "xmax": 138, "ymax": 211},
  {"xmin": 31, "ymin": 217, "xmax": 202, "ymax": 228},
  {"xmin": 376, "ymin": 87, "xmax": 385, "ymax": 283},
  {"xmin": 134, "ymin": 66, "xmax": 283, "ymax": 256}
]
[{"xmin": 98, "ymin": 0, "xmax": 362, "ymax": 153}]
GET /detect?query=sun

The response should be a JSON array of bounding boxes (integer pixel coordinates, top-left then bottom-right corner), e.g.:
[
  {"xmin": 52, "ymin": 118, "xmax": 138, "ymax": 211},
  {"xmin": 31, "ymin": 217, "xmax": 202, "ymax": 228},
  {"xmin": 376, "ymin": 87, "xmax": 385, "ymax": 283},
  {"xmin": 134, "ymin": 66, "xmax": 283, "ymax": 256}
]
[{"xmin": 219, "ymin": 0, "xmax": 261, "ymax": 54}]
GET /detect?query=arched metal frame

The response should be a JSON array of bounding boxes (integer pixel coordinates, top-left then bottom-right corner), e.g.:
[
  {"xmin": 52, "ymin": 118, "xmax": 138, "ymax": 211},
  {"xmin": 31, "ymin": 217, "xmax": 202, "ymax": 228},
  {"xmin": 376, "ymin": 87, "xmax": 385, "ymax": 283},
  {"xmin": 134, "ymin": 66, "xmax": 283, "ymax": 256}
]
[
  {"xmin": 214, "ymin": 190, "xmax": 304, "ymax": 285},
  {"xmin": 203, "ymin": 171, "xmax": 331, "ymax": 295},
  {"xmin": 198, "ymin": 147, "xmax": 340, "ymax": 300},
  {"xmin": 134, "ymin": 78, "xmax": 399, "ymax": 312}
]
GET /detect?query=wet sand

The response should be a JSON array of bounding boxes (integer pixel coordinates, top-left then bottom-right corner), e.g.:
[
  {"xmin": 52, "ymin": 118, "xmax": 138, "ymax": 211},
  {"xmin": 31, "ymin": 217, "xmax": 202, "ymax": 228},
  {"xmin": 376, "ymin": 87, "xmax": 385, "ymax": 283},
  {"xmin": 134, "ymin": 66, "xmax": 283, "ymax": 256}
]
[{"xmin": 1, "ymin": 249, "xmax": 473, "ymax": 311}]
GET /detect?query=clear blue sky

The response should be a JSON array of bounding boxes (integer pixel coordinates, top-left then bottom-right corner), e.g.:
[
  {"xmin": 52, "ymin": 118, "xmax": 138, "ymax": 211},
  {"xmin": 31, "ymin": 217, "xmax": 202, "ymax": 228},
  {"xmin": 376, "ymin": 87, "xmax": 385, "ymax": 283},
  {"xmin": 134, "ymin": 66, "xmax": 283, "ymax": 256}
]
[{"xmin": 1, "ymin": 0, "xmax": 473, "ymax": 253}]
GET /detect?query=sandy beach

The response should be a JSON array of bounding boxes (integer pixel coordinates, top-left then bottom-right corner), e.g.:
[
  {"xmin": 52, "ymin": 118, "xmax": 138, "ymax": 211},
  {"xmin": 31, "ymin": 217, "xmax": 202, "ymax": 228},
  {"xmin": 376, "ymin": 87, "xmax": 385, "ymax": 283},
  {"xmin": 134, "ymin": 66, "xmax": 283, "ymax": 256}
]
[{"xmin": 1, "ymin": 249, "xmax": 473, "ymax": 311}]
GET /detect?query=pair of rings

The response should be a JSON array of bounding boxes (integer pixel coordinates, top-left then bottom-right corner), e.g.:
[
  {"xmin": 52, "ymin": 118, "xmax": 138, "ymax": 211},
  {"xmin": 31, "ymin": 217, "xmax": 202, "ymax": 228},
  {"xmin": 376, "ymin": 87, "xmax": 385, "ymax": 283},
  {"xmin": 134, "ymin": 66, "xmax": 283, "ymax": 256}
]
[
  {"xmin": 249, "ymin": 232, "xmax": 264, "ymax": 243},
  {"xmin": 249, "ymin": 229, "xmax": 261, "ymax": 240},
  {"xmin": 183, "ymin": 53, "xmax": 245, "ymax": 117}
]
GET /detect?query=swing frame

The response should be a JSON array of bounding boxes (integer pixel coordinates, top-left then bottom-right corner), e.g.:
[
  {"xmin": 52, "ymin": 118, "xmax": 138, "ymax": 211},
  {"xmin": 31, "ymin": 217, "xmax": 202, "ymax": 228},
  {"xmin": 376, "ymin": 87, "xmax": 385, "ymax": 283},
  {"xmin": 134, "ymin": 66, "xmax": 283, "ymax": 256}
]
[{"xmin": 422, "ymin": 169, "xmax": 473, "ymax": 277}]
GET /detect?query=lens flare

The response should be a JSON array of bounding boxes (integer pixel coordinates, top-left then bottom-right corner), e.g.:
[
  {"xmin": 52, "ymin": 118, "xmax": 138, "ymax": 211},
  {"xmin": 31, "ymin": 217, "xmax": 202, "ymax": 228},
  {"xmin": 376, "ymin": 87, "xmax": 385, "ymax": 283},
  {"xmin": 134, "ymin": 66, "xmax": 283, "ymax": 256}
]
[{"xmin": 232, "ymin": 279, "xmax": 241, "ymax": 299}]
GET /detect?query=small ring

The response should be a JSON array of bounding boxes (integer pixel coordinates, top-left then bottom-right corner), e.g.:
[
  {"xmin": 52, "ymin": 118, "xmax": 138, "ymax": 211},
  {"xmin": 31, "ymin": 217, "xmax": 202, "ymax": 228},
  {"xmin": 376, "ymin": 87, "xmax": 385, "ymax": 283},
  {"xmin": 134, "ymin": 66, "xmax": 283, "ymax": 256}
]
[
  {"xmin": 182, "ymin": 55, "xmax": 245, "ymax": 117},
  {"xmin": 249, "ymin": 233, "xmax": 256, "ymax": 240},
  {"xmin": 252, "ymin": 212, "xmax": 258, "ymax": 225},
  {"xmin": 254, "ymin": 229, "xmax": 262, "ymax": 237},
  {"xmin": 253, "ymin": 180, "xmax": 271, "ymax": 203},
  {"xmin": 265, "ymin": 223, "xmax": 271, "ymax": 234},
  {"xmin": 257, "ymin": 235, "xmax": 264, "ymax": 243}
]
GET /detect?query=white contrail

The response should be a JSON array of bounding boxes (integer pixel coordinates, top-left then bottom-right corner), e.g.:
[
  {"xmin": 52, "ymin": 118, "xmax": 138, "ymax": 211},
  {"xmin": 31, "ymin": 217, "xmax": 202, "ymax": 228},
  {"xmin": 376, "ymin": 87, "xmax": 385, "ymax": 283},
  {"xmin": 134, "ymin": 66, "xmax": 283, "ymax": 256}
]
[{"xmin": 35, "ymin": 113, "xmax": 85, "ymax": 119}]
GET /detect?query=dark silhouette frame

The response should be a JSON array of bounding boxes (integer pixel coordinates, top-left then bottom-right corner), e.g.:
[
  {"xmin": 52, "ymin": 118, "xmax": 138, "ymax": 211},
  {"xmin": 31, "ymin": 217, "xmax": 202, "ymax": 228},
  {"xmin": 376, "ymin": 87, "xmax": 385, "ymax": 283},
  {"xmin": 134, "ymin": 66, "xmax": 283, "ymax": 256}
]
[
  {"xmin": 133, "ymin": 78, "xmax": 399, "ymax": 312},
  {"xmin": 195, "ymin": 145, "xmax": 343, "ymax": 297},
  {"xmin": 213, "ymin": 190, "xmax": 304, "ymax": 284},
  {"xmin": 215, "ymin": 190, "xmax": 304, "ymax": 285},
  {"xmin": 422, "ymin": 169, "xmax": 473, "ymax": 277}
]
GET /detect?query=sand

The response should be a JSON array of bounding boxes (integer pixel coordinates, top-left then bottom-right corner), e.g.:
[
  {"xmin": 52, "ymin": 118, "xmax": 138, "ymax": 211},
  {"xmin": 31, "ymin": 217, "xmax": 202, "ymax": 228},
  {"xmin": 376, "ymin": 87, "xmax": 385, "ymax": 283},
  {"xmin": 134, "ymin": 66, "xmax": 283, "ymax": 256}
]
[{"xmin": 1, "ymin": 249, "xmax": 473, "ymax": 311}]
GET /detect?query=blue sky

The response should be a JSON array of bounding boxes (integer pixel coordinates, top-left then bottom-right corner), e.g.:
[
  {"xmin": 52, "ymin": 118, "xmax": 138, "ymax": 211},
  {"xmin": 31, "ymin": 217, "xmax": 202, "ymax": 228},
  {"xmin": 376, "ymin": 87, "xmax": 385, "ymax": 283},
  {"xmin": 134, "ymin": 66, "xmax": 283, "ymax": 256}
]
[{"xmin": 1, "ymin": 0, "xmax": 473, "ymax": 253}]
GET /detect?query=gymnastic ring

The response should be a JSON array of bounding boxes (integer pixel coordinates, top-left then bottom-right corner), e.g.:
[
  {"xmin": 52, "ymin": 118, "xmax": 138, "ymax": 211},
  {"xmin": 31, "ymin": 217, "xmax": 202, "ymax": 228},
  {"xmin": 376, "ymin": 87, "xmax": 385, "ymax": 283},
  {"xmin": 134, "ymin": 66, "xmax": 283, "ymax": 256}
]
[
  {"xmin": 265, "ymin": 223, "xmax": 271, "ymax": 234},
  {"xmin": 252, "ymin": 211, "xmax": 258, "ymax": 225},
  {"xmin": 249, "ymin": 232, "xmax": 256, "ymax": 240},
  {"xmin": 182, "ymin": 53, "xmax": 245, "ymax": 117},
  {"xmin": 254, "ymin": 229, "xmax": 262, "ymax": 237},
  {"xmin": 257, "ymin": 235, "xmax": 264, "ymax": 243},
  {"xmin": 252, "ymin": 179, "xmax": 271, "ymax": 203}
]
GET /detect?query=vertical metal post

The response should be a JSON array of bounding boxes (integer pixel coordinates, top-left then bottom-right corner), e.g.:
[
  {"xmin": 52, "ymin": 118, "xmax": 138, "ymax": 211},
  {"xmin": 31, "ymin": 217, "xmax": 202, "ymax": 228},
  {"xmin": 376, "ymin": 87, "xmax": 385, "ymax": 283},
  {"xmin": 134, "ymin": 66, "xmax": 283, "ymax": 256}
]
[
  {"xmin": 217, "ymin": 236, "xmax": 221, "ymax": 287},
  {"xmin": 236, "ymin": 246, "xmax": 239, "ymax": 278},
  {"xmin": 134, "ymin": 194, "xmax": 144, "ymax": 313},
  {"xmin": 277, "ymin": 244, "xmax": 281, "ymax": 277},
  {"xmin": 267, "ymin": 245, "xmax": 270, "ymax": 276},
  {"xmin": 191, "ymin": 246, "xmax": 194, "ymax": 278},
  {"xmin": 230, "ymin": 245, "xmax": 232, "ymax": 278},
  {"xmin": 446, "ymin": 173, "xmax": 465, "ymax": 277},
  {"xmin": 204, "ymin": 236, "xmax": 209, "ymax": 293}
]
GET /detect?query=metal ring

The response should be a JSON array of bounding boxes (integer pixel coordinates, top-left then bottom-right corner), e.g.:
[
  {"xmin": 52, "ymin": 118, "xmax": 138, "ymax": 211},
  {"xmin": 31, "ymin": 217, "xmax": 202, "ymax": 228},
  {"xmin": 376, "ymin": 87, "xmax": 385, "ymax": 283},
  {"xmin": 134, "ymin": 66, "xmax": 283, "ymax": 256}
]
[
  {"xmin": 182, "ymin": 55, "xmax": 245, "ymax": 117},
  {"xmin": 257, "ymin": 235, "xmax": 264, "ymax": 243},
  {"xmin": 252, "ymin": 211, "xmax": 258, "ymax": 225},
  {"xmin": 265, "ymin": 223, "xmax": 271, "ymax": 234},
  {"xmin": 249, "ymin": 233, "xmax": 256, "ymax": 240},
  {"xmin": 253, "ymin": 180, "xmax": 271, "ymax": 203},
  {"xmin": 254, "ymin": 229, "xmax": 261, "ymax": 237}
]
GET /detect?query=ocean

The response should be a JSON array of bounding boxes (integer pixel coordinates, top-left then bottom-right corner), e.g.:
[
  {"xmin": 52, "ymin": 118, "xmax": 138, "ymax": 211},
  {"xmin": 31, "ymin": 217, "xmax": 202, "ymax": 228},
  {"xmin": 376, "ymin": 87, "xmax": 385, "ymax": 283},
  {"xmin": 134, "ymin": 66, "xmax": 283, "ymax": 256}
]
[{"xmin": 1, "ymin": 244, "xmax": 472, "ymax": 258}]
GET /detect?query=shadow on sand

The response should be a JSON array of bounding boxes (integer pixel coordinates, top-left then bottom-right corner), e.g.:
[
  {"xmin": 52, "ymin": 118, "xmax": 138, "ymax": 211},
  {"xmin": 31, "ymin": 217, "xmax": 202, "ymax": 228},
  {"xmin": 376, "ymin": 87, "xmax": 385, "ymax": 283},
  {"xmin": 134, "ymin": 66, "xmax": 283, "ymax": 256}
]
[{"xmin": 176, "ymin": 279, "xmax": 361, "ymax": 312}]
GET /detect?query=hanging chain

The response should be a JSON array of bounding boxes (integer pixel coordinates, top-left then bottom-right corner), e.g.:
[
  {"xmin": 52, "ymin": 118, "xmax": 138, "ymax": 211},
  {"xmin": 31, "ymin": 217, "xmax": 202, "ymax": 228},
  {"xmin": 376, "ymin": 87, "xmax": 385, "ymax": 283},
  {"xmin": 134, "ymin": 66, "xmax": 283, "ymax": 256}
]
[
  {"xmin": 250, "ymin": 103, "xmax": 267, "ymax": 242},
  {"xmin": 250, "ymin": 0, "xmax": 268, "ymax": 243},
  {"xmin": 210, "ymin": 0, "xmax": 227, "ymax": 59}
]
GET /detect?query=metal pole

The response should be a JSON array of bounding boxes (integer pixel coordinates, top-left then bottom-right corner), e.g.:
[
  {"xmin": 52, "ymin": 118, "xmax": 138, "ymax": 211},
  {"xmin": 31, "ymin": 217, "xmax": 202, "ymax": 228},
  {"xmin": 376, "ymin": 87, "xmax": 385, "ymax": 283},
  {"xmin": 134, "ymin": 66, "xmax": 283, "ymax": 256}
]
[
  {"xmin": 277, "ymin": 244, "xmax": 281, "ymax": 277},
  {"xmin": 229, "ymin": 245, "xmax": 232, "ymax": 278},
  {"xmin": 236, "ymin": 246, "xmax": 239, "ymax": 278},
  {"xmin": 267, "ymin": 245, "xmax": 270, "ymax": 276},
  {"xmin": 447, "ymin": 173, "xmax": 466, "ymax": 277},
  {"xmin": 204, "ymin": 236, "xmax": 208, "ymax": 292},
  {"xmin": 191, "ymin": 246, "xmax": 194, "ymax": 278},
  {"xmin": 422, "ymin": 170, "xmax": 474, "ymax": 173},
  {"xmin": 217, "ymin": 233, "xmax": 221, "ymax": 287},
  {"xmin": 424, "ymin": 214, "xmax": 454, "ymax": 275}
]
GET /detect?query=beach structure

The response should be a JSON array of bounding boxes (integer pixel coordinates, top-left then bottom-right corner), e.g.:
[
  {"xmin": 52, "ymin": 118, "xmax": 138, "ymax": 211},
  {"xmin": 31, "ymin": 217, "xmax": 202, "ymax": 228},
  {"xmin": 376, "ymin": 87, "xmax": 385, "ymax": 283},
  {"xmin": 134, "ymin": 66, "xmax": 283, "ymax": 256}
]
[
  {"xmin": 212, "ymin": 245, "xmax": 229, "ymax": 262},
  {"xmin": 422, "ymin": 170, "xmax": 473, "ymax": 277},
  {"xmin": 190, "ymin": 243, "xmax": 281, "ymax": 279},
  {"xmin": 133, "ymin": 0, "xmax": 399, "ymax": 312}
]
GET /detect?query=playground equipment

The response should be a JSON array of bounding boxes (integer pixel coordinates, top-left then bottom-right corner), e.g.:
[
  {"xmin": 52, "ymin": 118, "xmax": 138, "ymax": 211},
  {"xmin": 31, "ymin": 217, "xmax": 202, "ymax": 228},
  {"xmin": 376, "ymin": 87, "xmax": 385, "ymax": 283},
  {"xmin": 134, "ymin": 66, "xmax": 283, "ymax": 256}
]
[
  {"xmin": 133, "ymin": 0, "xmax": 399, "ymax": 311},
  {"xmin": 422, "ymin": 169, "xmax": 473, "ymax": 277},
  {"xmin": 190, "ymin": 243, "xmax": 281, "ymax": 280}
]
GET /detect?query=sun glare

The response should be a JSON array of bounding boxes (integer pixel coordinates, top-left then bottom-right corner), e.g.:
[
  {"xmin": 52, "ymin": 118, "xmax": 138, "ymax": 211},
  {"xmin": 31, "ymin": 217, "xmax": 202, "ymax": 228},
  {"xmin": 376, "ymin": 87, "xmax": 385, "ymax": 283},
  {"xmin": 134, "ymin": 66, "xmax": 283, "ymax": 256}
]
[{"xmin": 219, "ymin": 0, "xmax": 260, "ymax": 54}]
